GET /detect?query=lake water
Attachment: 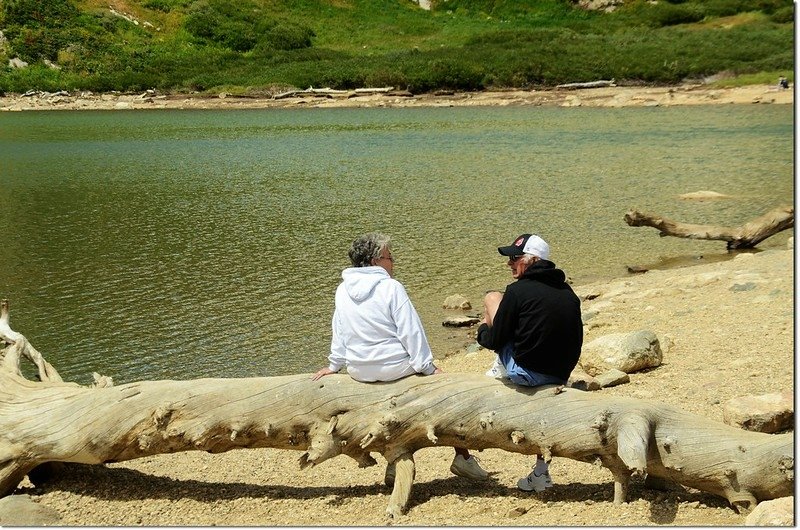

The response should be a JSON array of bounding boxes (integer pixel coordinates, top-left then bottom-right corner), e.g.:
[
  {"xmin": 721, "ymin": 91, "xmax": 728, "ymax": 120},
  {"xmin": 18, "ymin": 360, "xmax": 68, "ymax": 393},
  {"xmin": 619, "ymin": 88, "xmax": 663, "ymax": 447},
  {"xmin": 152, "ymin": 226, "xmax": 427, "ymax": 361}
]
[{"xmin": 0, "ymin": 104, "xmax": 793, "ymax": 384}]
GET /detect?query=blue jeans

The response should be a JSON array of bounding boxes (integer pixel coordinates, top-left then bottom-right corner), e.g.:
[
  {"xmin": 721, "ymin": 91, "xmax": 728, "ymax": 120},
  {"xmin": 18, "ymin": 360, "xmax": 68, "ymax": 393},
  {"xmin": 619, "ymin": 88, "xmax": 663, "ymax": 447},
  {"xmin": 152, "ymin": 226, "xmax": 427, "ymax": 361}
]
[{"xmin": 498, "ymin": 343, "xmax": 565, "ymax": 387}]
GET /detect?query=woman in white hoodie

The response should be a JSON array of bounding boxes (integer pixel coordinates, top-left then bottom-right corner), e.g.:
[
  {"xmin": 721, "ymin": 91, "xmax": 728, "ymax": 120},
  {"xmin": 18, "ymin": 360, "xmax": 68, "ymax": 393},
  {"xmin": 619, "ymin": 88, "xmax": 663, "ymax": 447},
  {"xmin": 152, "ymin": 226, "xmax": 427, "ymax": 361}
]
[{"xmin": 312, "ymin": 233, "xmax": 487, "ymax": 480}]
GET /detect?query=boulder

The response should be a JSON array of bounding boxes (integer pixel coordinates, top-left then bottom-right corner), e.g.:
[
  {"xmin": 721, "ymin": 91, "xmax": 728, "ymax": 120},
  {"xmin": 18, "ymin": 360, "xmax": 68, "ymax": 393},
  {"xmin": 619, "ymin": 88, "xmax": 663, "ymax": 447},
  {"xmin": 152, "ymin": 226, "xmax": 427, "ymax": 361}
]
[
  {"xmin": 568, "ymin": 365, "xmax": 601, "ymax": 391},
  {"xmin": 442, "ymin": 316, "xmax": 479, "ymax": 327},
  {"xmin": 8, "ymin": 57, "xmax": 28, "ymax": 69},
  {"xmin": 0, "ymin": 494, "xmax": 61, "ymax": 526},
  {"xmin": 723, "ymin": 391, "xmax": 793, "ymax": 433},
  {"xmin": 595, "ymin": 369, "xmax": 630, "ymax": 388},
  {"xmin": 678, "ymin": 190, "xmax": 732, "ymax": 200},
  {"xmin": 745, "ymin": 496, "xmax": 794, "ymax": 526},
  {"xmin": 580, "ymin": 329, "xmax": 662, "ymax": 375},
  {"xmin": 443, "ymin": 294, "xmax": 471, "ymax": 310}
]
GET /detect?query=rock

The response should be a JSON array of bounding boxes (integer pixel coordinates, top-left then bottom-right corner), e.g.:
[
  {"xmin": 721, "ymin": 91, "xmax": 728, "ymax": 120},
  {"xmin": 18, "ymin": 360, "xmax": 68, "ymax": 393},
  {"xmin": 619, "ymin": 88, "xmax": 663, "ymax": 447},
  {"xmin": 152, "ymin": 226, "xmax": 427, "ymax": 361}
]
[
  {"xmin": 568, "ymin": 365, "xmax": 601, "ymax": 391},
  {"xmin": 581, "ymin": 309, "xmax": 599, "ymax": 324},
  {"xmin": 507, "ymin": 506, "xmax": 528, "ymax": 517},
  {"xmin": 8, "ymin": 57, "xmax": 28, "ymax": 69},
  {"xmin": 464, "ymin": 342, "xmax": 482, "ymax": 354},
  {"xmin": 787, "ymin": 237, "xmax": 793, "ymax": 250},
  {"xmin": 442, "ymin": 294, "xmax": 471, "ymax": 310},
  {"xmin": 722, "ymin": 391, "xmax": 793, "ymax": 433},
  {"xmin": 580, "ymin": 329, "xmax": 662, "ymax": 375},
  {"xmin": 678, "ymin": 190, "xmax": 732, "ymax": 200},
  {"xmin": 0, "ymin": 494, "xmax": 61, "ymax": 526},
  {"xmin": 442, "ymin": 316, "xmax": 479, "ymax": 327},
  {"xmin": 595, "ymin": 369, "xmax": 629, "ymax": 388},
  {"xmin": 745, "ymin": 496, "xmax": 793, "ymax": 526}
]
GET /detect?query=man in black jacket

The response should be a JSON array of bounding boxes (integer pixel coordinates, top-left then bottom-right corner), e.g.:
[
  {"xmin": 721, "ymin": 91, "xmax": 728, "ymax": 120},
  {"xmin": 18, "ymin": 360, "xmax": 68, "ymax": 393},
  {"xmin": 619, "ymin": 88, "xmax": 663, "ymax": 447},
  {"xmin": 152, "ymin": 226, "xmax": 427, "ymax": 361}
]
[{"xmin": 476, "ymin": 233, "xmax": 583, "ymax": 492}]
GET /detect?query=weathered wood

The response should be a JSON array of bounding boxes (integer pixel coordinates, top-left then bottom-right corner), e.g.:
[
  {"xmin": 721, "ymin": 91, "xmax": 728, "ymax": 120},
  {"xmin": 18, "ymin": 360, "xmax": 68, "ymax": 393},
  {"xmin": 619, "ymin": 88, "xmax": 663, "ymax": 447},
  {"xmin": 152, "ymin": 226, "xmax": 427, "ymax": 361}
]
[
  {"xmin": 273, "ymin": 87, "xmax": 395, "ymax": 100},
  {"xmin": 624, "ymin": 205, "xmax": 794, "ymax": 249},
  {"xmin": 557, "ymin": 79, "xmax": 616, "ymax": 89},
  {"xmin": 0, "ymin": 300, "xmax": 793, "ymax": 517}
]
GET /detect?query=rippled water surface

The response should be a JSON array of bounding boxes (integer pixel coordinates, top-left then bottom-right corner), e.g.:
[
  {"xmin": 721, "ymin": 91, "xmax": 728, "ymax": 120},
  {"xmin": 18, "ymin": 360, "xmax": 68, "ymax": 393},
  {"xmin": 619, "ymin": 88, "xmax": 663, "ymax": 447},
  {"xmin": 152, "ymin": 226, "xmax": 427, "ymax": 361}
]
[{"xmin": 0, "ymin": 105, "xmax": 793, "ymax": 384}]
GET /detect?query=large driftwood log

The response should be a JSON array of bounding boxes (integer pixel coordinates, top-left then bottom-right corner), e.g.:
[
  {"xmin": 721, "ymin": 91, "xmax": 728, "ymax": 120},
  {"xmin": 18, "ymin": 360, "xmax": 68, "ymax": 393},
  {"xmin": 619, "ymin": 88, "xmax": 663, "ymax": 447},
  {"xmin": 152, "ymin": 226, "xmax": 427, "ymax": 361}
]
[
  {"xmin": 624, "ymin": 205, "xmax": 794, "ymax": 249},
  {"xmin": 0, "ymin": 301, "xmax": 792, "ymax": 517}
]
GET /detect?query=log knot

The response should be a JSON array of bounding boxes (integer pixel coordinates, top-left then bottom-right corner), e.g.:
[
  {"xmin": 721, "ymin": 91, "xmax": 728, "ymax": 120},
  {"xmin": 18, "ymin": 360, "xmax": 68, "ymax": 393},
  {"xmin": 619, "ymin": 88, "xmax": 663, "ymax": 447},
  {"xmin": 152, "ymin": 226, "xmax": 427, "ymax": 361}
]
[
  {"xmin": 152, "ymin": 406, "xmax": 174, "ymax": 430},
  {"xmin": 778, "ymin": 456, "xmax": 794, "ymax": 481},
  {"xmin": 591, "ymin": 410, "xmax": 611, "ymax": 432},
  {"xmin": 479, "ymin": 411, "xmax": 495, "ymax": 429},
  {"xmin": 426, "ymin": 425, "xmax": 438, "ymax": 444}
]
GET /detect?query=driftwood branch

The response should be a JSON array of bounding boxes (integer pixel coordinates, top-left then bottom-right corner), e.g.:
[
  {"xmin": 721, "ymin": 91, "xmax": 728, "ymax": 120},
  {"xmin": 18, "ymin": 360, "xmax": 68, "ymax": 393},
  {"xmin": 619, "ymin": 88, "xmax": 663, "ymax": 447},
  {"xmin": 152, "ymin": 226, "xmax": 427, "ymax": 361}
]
[
  {"xmin": 556, "ymin": 79, "xmax": 616, "ymax": 89},
  {"xmin": 0, "ymin": 300, "xmax": 792, "ymax": 517},
  {"xmin": 273, "ymin": 87, "xmax": 395, "ymax": 100},
  {"xmin": 624, "ymin": 205, "xmax": 794, "ymax": 249}
]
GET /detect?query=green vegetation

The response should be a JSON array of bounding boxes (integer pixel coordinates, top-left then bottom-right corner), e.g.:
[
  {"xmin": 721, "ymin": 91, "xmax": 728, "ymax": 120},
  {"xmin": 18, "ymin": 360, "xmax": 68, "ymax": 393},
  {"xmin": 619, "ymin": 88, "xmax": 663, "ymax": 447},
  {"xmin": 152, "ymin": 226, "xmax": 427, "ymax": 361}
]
[{"xmin": 0, "ymin": 0, "xmax": 793, "ymax": 94}]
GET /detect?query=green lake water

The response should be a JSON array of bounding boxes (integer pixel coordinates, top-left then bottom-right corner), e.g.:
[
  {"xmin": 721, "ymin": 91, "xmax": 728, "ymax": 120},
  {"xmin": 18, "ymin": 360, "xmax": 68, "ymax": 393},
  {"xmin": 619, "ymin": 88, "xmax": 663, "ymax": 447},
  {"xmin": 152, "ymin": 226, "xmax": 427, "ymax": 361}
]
[{"xmin": 0, "ymin": 104, "xmax": 793, "ymax": 384}]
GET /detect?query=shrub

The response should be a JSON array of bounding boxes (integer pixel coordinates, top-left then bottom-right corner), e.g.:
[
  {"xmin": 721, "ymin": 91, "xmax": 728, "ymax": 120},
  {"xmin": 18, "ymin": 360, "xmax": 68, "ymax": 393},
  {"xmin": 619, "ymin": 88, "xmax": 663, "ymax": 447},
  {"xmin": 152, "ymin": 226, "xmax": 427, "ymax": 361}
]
[
  {"xmin": 2, "ymin": 0, "xmax": 79, "ymax": 27},
  {"xmin": 183, "ymin": 0, "xmax": 314, "ymax": 53},
  {"xmin": 770, "ymin": 5, "xmax": 794, "ymax": 23}
]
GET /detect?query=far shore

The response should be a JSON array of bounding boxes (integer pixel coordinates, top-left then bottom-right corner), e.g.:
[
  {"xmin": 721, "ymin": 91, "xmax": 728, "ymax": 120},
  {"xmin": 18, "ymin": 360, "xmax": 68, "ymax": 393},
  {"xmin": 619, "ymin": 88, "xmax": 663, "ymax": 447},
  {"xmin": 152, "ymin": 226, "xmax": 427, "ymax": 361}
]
[{"xmin": 0, "ymin": 83, "xmax": 793, "ymax": 112}]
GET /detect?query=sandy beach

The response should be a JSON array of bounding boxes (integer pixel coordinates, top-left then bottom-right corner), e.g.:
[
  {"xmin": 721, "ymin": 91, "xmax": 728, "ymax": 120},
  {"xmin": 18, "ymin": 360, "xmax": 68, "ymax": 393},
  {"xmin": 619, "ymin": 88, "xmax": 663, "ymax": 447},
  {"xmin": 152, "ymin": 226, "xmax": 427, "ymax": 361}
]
[{"xmin": 0, "ymin": 82, "xmax": 793, "ymax": 111}]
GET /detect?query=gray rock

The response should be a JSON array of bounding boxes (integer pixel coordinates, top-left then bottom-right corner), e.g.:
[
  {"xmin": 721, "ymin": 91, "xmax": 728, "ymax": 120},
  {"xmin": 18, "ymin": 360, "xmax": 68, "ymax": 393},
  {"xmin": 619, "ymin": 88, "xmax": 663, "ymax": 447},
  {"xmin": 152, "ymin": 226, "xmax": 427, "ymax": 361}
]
[
  {"xmin": 580, "ymin": 329, "xmax": 662, "ymax": 375},
  {"xmin": 595, "ymin": 369, "xmax": 630, "ymax": 388},
  {"xmin": 730, "ymin": 282, "xmax": 757, "ymax": 292},
  {"xmin": 723, "ymin": 391, "xmax": 793, "ymax": 433},
  {"xmin": 0, "ymin": 494, "xmax": 61, "ymax": 526},
  {"xmin": 745, "ymin": 496, "xmax": 794, "ymax": 526},
  {"xmin": 8, "ymin": 57, "xmax": 28, "ymax": 69},
  {"xmin": 568, "ymin": 366, "xmax": 601, "ymax": 391},
  {"xmin": 442, "ymin": 315, "xmax": 479, "ymax": 327},
  {"xmin": 465, "ymin": 342, "xmax": 482, "ymax": 354},
  {"xmin": 442, "ymin": 294, "xmax": 471, "ymax": 310},
  {"xmin": 581, "ymin": 310, "xmax": 599, "ymax": 324}
]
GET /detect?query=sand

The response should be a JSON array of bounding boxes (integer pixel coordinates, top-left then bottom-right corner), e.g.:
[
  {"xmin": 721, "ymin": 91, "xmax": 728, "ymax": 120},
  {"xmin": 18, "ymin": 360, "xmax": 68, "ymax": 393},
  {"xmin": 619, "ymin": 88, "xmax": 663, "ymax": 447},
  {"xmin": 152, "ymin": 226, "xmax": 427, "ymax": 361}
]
[{"xmin": 0, "ymin": 82, "xmax": 794, "ymax": 112}]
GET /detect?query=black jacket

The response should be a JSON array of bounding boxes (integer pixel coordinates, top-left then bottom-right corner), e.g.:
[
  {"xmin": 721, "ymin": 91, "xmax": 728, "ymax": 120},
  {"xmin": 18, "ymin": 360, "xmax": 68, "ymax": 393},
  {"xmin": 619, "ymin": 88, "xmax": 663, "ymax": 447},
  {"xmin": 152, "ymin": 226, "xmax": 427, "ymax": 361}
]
[{"xmin": 476, "ymin": 260, "xmax": 583, "ymax": 381}]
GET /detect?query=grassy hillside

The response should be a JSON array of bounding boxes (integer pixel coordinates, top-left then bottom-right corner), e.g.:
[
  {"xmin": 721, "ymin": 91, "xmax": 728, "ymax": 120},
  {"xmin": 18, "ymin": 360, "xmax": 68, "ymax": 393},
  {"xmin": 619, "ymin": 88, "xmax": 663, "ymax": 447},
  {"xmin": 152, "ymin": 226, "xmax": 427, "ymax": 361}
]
[{"xmin": 0, "ymin": 0, "xmax": 793, "ymax": 94}]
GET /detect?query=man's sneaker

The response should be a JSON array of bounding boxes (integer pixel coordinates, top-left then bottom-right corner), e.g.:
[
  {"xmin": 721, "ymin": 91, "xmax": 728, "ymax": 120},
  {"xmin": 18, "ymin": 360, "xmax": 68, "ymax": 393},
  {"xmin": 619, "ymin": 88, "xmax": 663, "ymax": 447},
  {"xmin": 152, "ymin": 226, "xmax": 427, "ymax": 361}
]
[
  {"xmin": 517, "ymin": 470, "xmax": 553, "ymax": 492},
  {"xmin": 450, "ymin": 454, "xmax": 489, "ymax": 480},
  {"xmin": 485, "ymin": 356, "xmax": 508, "ymax": 379}
]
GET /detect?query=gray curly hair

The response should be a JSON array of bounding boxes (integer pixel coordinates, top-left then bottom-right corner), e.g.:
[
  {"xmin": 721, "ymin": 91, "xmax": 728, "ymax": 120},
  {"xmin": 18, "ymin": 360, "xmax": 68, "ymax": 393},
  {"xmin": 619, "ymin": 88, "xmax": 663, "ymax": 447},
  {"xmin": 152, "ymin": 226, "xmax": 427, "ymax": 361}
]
[{"xmin": 348, "ymin": 233, "xmax": 391, "ymax": 267}]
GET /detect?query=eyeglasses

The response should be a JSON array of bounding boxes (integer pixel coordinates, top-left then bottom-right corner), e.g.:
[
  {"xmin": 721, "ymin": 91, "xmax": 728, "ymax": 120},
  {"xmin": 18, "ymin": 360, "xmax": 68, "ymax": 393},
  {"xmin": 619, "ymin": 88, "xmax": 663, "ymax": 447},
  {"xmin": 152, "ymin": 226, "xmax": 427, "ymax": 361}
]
[
  {"xmin": 377, "ymin": 255, "xmax": 394, "ymax": 262},
  {"xmin": 508, "ymin": 255, "xmax": 524, "ymax": 262}
]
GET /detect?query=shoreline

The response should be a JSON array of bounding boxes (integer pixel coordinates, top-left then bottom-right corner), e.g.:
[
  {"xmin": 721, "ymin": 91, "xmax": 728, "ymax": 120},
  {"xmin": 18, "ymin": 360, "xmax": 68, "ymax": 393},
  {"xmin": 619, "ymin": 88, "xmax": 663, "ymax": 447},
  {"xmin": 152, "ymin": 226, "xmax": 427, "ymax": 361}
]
[
  {"xmin": 0, "ymin": 83, "xmax": 793, "ymax": 111},
  {"xmin": 7, "ymin": 245, "xmax": 794, "ymax": 526}
]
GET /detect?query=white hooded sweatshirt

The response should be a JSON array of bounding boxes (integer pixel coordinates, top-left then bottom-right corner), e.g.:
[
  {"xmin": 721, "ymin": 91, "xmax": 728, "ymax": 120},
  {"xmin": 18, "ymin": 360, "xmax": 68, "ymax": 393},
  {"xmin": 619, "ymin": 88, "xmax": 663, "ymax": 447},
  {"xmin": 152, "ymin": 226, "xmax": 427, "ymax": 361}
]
[{"xmin": 328, "ymin": 266, "xmax": 436, "ymax": 382}]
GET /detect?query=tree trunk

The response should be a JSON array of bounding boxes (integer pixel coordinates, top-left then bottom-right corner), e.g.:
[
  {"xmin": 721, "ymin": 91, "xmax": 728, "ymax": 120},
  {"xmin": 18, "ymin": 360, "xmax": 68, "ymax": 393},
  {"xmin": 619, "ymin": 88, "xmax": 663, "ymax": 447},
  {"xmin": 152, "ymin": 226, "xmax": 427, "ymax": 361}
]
[
  {"xmin": 624, "ymin": 205, "xmax": 794, "ymax": 249},
  {"xmin": 0, "ymin": 301, "xmax": 792, "ymax": 517}
]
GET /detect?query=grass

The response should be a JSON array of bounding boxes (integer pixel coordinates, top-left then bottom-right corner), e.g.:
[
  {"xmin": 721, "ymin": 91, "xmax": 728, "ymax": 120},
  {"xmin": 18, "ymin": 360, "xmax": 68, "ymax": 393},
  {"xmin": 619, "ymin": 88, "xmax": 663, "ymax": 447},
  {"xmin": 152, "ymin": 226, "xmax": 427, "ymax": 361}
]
[{"xmin": 0, "ymin": 0, "xmax": 794, "ymax": 94}]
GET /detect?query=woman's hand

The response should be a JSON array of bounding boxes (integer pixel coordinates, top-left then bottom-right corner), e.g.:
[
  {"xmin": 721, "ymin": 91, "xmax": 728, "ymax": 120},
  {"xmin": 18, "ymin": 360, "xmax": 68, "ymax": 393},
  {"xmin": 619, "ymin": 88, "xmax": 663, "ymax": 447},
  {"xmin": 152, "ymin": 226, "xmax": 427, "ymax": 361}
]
[
  {"xmin": 433, "ymin": 366, "xmax": 443, "ymax": 374},
  {"xmin": 311, "ymin": 367, "xmax": 336, "ymax": 381}
]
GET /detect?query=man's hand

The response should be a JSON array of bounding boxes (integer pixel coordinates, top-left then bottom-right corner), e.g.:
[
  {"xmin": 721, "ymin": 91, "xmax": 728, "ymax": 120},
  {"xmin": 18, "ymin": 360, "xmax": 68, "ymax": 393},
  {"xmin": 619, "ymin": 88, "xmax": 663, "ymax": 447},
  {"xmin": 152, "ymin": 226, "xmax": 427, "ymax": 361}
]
[{"xmin": 312, "ymin": 367, "xmax": 336, "ymax": 381}]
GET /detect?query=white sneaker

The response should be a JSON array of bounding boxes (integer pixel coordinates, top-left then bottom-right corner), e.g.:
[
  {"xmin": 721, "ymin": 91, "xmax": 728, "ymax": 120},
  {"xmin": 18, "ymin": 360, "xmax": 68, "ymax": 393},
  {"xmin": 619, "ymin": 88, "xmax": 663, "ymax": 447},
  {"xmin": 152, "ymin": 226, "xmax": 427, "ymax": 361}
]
[
  {"xmin": 517, "ymin": 470, "xmax": 553, "ymax": 492},
  {"xmin": 450, "ymin": 454, "xmax": 489, "ymax": 480},
  {"xmin": 485, "ymin": 356, "xmax": 508, "ymax": 379}
]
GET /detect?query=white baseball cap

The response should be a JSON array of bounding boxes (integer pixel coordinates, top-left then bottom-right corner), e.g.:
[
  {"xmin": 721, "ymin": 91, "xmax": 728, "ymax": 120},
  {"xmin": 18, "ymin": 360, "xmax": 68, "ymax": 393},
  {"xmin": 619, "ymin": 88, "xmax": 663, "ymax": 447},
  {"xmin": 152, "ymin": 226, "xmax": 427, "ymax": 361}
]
[{"xmin": 497, "ymin": 233, "xmax": 550, "ymax": 260}]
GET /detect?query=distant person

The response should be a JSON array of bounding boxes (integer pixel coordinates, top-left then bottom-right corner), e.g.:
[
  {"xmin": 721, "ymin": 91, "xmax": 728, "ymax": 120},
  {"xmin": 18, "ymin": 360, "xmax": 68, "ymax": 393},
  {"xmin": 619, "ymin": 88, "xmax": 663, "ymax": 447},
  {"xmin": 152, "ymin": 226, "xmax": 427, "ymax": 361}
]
[
  {"xmin": 312, "ymin": 232, "xmax": 488, "ymax": 480},
  {"xmin": 477, "ymin": 233, "xmax": 583, "ymax": 492},
  {"xmin": 779, "ymin": 76, "xmax": 789, "ymax": 89}
]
